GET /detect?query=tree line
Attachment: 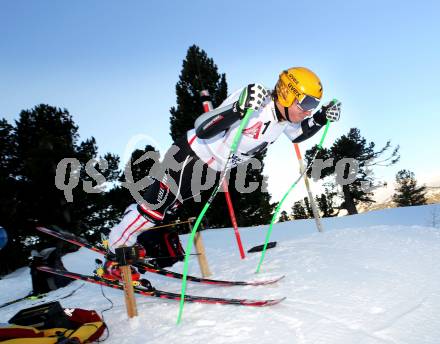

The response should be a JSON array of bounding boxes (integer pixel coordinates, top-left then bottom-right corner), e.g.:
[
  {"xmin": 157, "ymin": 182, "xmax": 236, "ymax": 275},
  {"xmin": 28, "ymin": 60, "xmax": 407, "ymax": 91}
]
[{"xmin": 280, "ymin": 167, "xmax": 428, "ymax": 222}]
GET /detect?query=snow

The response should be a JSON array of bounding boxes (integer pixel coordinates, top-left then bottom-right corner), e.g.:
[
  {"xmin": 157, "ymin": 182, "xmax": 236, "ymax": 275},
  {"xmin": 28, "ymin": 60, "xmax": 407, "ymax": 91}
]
[{"xmin": 1, "ymin": 204, "xmax": 440, "ymax": 343}]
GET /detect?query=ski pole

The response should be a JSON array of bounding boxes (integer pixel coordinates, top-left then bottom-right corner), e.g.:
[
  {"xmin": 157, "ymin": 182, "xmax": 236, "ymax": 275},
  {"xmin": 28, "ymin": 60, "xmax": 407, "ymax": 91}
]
[
  {"xmin": 200, "ymin": 89, "xmax": 245, "ymax": 259},
  {"xmin": 177, "ymin": 108, "xmax": 254, "ymax": 325},
  {"xmin": 256, "ymin": 117, "xmax": 332, "ymax": 273}
]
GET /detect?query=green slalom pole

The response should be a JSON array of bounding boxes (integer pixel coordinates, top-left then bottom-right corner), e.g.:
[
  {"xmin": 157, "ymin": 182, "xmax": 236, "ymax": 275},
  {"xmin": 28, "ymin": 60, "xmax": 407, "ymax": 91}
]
[
  {"xmin": 177, "ymin": 108, "xmax": 254, "ymax": 325},
  {"xmin": 256, "ymin": 118, "xmax": 332, "ymax": 273}
]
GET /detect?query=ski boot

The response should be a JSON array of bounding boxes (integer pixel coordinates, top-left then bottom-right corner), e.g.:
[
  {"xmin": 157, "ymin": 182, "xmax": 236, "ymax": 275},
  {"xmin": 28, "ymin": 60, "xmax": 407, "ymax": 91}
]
[
  {"xmin": 95, "ymin": 244, "xmax": 146, "ymax": 285},
  {"xmin": 139, "ymin": 278, "xmax": 155, "ymax": 291}
]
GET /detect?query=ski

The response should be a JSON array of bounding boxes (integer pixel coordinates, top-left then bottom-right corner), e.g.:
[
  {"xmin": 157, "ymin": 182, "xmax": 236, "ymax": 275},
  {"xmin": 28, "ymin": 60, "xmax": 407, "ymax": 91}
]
[
  {"xmin": 0, "ymin": 281, "xmax": 84, "ymax": 309},
  {"xmin": 36, "ymin": 226, "xmax": 284, "ymax": 287},
  {"xmin": 0, "ymin": 293, "xmax": 46, "ymax": 309},
  {"xmin": 37, "ymin": 266, "xmax": 285, "ymax": 307}
]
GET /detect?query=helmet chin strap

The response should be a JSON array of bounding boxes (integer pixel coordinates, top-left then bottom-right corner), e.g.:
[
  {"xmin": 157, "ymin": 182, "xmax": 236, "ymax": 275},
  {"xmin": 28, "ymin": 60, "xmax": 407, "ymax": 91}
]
[
  {"xmin": 284, "ymin": 107, "xmax": 292, "ymax": 123},
  {"xmin": 274, "ymin": 99, "xmax": 292, "ymax": 123}
]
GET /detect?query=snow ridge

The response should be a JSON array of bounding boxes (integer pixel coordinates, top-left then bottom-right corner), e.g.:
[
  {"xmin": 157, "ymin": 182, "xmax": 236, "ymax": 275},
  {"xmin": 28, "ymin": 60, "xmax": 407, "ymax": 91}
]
[{"xmin": 1, "ymin": 204, "xmax": 439, "ymax": 343}]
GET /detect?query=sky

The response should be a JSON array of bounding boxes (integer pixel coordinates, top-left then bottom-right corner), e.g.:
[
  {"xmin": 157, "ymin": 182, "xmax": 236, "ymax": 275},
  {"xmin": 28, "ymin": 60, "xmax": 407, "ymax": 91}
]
[{"xmin": 1, "ymin": 0, "xmax": 439, "ymax": 211}]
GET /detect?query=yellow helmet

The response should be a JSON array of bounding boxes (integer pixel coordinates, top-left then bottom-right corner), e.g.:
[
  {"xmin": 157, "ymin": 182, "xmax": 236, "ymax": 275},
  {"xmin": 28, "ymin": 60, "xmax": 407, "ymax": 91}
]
[{"xmin": 275, "ymin": 67, "xmax": 323, "ymax": 110}]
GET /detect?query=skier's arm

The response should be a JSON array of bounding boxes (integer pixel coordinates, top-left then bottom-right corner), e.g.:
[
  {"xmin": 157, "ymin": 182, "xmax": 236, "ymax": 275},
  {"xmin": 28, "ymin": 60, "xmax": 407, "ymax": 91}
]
[
  {"xmin": 195, "ymin": 83, "xmax": 269, "ymax": 139},
  {"xmin": 291, "ymin": 100, "xmax": 342, "ymax": 143},
  {"xmin": 291, "ymin": 117, "xmax": 323, "ymax": 143},
  {"xmin": 195, "ymin": 103, "xmax": 241, "ymax": 139}
]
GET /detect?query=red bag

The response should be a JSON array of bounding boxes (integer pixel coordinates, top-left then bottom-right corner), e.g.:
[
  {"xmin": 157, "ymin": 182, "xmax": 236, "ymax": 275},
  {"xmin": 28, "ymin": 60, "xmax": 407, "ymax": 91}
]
[{"xmin": 2, "ymin": 302, "xmax": 106, "ymax": 343}]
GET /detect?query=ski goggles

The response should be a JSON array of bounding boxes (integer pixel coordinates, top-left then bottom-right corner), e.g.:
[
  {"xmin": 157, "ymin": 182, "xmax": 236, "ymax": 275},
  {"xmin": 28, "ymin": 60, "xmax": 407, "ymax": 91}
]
[{"xmin": 295, "ymin": 94, "xmax": 321, "ymax": 112}]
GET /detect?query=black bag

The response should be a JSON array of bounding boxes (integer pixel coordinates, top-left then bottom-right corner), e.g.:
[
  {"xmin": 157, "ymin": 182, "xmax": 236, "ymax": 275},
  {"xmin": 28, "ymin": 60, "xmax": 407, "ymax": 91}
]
[
  {"xmin": 29, "ymin": 247, "xmax": 72, "ymax": 294},
  {"xmin": 5, "ymin": 301, "xmax": 106, "ymax": 343},
  {"xmin": 137, "ymin": 228, "xmax": 184, "ymax": 268},
  {"xmin": 8, "ymin": 301, "xmax": 75, "ymax": 329}
]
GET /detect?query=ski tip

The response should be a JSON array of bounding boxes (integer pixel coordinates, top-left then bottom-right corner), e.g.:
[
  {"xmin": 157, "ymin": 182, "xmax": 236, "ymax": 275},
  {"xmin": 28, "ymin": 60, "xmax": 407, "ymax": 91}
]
[
  {"xmin": 250, "ymin": 275, "xmax": 285, "ymax": 286},
  {"xmin": 277, "ymin": 296, "xmax": 287, "ymax": 303},
  {"xmin": 267, "ymin": 297, "xmax": 287, "ymax": 306},
  {"xmin": 255, "ymin": 296, "xmax": 286, "ymax": 306},
  {"xmin": 264, "ymin": 274, "xmax": 285, "ymax": 284}
]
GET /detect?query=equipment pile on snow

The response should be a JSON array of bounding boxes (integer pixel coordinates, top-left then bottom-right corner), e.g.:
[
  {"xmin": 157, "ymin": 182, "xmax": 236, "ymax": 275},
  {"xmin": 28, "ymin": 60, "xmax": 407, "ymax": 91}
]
[{"xmin": 0, "ymin": 301, "xmax": 106, "ymax": 343}]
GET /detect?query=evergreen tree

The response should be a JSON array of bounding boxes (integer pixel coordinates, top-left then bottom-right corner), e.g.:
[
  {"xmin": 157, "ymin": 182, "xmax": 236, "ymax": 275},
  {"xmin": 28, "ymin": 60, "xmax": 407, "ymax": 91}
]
[
  {"xmin": 291, "ymin": 201, "xmax": 308, "ymax": 219},
  {"xmin": 0, "ymin": 105, "xmax": 121, "ymax": 273},
  {"xmin": 219, "ymin": 152, "xmax": 277, "ymax": 227},
  {"xmin": 392, "ymin": 169, "xmax": 427, "ymax": 206},
  {"xmin": 13, "ymin": 105, "xmax": 82, "ymax": 240},
  {"xmin": 73, "ymin": 148, "xmax": 122, "ymax": 242},
  {"xmin": 124, "ymin": 145, "xmax": 160, "ymax": 183},
  {"xmin": 303, "ymin": 197, "xmax": 314, "ymax": 218},
  {"xmin": 107, "ymin": 145, "xmax": 161, "ymax": 225},
  {"xmin": 168, "ymin": 45, "xmax": 276, "ymax": 227},
  {"xmin": 305, "ymin": 128, "xmax": 399, "ymax": 215},
  {"xmin": 278, "ymin": 210, "xmax": 290, "ymax": 222},
  {"xmin": 0, "ymin": 119, "xmax": 18, "ymax": 176},
  {"xmin": 316, "ymin": 187, "xmax": 338, "ymax": 217},
  {"xmin": 169, "ymin": 45, "xmax": 228, "ymax": 141},
  {"xmin": 0, "ymin": 119, "xmax": 21, "ymax": 274},
  {"xmin": 0, "ymin": 119, "xmax": 19, "ymax": 227}
]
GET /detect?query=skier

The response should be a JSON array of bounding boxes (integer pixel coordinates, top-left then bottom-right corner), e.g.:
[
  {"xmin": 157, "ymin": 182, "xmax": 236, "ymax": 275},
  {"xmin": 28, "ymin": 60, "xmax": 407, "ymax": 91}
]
[{"xmin": 102, "ymin": 67, "xmax": 341, "ymax": 281}]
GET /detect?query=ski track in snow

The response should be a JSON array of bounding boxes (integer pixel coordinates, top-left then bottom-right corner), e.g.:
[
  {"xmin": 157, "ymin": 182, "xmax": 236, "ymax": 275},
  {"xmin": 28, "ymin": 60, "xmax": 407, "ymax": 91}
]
[{"xmin": 1, "ymin": 205, "xmax": 440, "ymax": 343}]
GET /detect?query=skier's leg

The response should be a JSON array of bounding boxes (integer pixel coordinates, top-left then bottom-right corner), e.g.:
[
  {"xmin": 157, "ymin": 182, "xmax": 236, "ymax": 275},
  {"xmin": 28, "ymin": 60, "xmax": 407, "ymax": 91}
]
[
  {"xmin": 107, "ymin": 136, "xmax": 218, "ymax": 255},
  {"xmin": 108, "ymin": 137, "xmax": 195, "ymax": 253},
  {"xmin": 108, "ymin": 204, "xmax": 155, "ymax": 253}
]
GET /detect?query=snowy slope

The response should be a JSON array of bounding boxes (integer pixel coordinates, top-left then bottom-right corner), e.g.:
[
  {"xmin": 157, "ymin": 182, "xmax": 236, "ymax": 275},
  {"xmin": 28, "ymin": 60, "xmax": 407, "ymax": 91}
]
[{"xmin": 1, "ymin": 204, "xmax": 440, "ymax": 343}]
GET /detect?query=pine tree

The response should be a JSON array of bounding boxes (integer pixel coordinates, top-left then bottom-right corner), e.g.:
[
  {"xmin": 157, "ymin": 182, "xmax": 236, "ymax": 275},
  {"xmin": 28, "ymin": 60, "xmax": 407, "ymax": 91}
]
[
  {"xmin": 168, "ymin": 45, "xmax": 276, "ymax": 227},
  {"xmin": 169, "ymin": 45, "xmax": 228, "ymax": 141},
  {"xmin": 0, "ymin": 119, "xmax": 19, "ymax": 227},
  {"xmin": 0, "ymin": 119, "xmax": 21, "ymax": 274},
  {"xmin": 315, "ymin": 187, "xmax": 337, "ymax": 217},
  {"xmin": 392, "ymin": 169, "xmax": 427, "ymax": 206},
  {"xmin": 0, "ymin": 105, "xmax": 122, "ymax": 273},
  {"xmin": 304, "ymin": 128, "xmax": 399, "ymax": 215},
  {"xmin": 107, "ymin": 145, "xmax": 161, "ymax": 226},
  {"xmin": 303, "ymin": 197, "xmax": 314, "ymax": 218},
  {"xmin": 14, "ymin": 105, "xmax": 81, "ymax": 231},
  {"xmin": 278, "ymin": 210, "xmax": 290, "ymax": 222},
  {"xmin": 209, "ymin": 150, "xmax": 277, "ymax": 227},
  {"xmin": 291, "ymin": 201, "xmax": 308, "ymax": 219},
  {"xmin": 124, "ymin": 145, "xmax": 160, "ymax": 183}
]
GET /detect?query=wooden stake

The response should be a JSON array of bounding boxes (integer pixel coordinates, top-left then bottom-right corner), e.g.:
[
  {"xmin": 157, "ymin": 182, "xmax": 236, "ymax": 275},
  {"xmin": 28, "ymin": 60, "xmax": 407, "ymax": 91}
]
[
  {"xmin": 120, "ymin": 265, "xmax": 138, "ymax": 318},
  {"xmin": 294, "ymin": 143, "xmax": 324, "ymax": 233},
  {"xmin": 189, "ymin": 217, "xmax": 211, "ymax": 277}
]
